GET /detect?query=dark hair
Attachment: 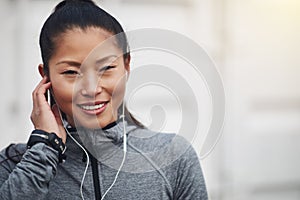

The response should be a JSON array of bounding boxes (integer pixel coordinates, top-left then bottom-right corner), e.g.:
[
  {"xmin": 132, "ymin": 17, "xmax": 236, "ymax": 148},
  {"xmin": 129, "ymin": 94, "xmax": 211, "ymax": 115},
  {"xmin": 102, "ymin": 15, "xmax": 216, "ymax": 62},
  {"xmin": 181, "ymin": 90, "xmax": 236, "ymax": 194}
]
[
  {"xmin": 40, "ymin": 0, "xmax": 129, "ymax": 74},
  {"xmin": 40, "ymin": 0, "xmax": 144, "ymax": 128}
]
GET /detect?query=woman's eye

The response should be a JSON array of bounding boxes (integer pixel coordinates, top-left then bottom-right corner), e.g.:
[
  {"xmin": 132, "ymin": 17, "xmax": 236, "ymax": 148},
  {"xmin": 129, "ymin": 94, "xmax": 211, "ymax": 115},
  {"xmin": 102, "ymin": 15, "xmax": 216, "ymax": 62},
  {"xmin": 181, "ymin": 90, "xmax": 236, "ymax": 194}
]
[
  {"xmin": 100, "ymin": 66, "xmax": 115, "ymax": 72},
  {"xmin": 63, "ymin": 70, "xmax": 79, "ymax": 75}
]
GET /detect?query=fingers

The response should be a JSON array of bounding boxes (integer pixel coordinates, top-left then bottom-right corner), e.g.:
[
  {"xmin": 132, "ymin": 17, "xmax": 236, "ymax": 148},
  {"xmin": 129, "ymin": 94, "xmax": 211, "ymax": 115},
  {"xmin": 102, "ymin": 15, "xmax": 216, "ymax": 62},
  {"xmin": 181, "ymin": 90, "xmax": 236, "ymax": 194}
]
[
  {"xmin": 32, "ymin": 76, "xmax": 51, "ymax": 109},
  {"xmin": 31, "ymin": 77, "xmax": 56, "ymax": 132},
  {"xmin": 31, "ymin": 77, "xmax": 67, "ymax": 144}
]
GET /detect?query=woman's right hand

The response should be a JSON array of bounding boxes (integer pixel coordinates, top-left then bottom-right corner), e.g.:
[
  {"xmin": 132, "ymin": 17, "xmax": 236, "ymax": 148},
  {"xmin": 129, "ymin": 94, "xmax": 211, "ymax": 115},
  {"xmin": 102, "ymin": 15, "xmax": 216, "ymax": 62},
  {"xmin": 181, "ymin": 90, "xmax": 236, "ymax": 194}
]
[{"xmin": 30, "ymin": 76, "xmax": 66, "ymax": 143}]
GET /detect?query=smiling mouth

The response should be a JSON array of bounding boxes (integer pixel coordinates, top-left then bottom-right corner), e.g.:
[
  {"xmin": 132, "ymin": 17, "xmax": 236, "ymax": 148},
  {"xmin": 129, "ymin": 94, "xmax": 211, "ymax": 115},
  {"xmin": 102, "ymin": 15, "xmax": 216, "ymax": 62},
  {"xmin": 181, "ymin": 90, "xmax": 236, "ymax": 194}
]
[
  {"xmin": 79, "ymin": 103, "xmax": 105, "ymax": 110},
  {"xmin": 77, "ymin": 101, "xmax": 109, "ymax": 114}
]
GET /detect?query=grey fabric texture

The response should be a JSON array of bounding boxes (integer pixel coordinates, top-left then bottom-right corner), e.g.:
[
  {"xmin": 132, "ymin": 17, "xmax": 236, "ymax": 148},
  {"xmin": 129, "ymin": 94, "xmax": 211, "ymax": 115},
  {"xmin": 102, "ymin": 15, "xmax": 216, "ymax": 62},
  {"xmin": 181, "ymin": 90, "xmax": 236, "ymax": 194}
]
[{"xmin": 0, "ymin": 120, "xmax": 208, "ymax": 200}]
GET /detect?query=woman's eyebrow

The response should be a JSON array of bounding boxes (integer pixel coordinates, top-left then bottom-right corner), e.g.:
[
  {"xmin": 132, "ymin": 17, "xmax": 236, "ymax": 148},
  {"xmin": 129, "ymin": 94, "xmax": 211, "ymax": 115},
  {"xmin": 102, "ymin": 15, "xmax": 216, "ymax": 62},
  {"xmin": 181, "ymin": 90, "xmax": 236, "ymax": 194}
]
[
  {"xmin": 95, "ymin": 55, "xmax": 118, "ymax": 65},
  {"xmin": 55, "ymin": 60, "xmax": 81, "ymax": 67},
  {"xmin": 55, "ymin": 55, "xmax": 118, "ymax": 67}
]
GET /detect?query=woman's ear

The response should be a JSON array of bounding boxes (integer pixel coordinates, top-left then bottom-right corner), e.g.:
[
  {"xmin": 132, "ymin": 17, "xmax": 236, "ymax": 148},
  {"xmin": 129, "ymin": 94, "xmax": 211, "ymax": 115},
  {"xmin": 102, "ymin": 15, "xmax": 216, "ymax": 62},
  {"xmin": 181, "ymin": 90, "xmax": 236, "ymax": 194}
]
[
  {"xmin": 38, "ymin": 64, "xmax": 45, "ymax": 78},
  {"xmin": 124, "ymin": 55, "xmax": 131, "ymax": 79}
]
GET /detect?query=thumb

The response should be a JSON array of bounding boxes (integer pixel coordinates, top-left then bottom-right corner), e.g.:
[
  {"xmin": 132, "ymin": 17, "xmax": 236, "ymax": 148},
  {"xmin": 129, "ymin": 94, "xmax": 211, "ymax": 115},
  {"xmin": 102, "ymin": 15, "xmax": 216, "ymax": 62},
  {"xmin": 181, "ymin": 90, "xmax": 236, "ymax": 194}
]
[{"xmin": 52, "ymin": 104, "xmax": 67, "ymax": 143}]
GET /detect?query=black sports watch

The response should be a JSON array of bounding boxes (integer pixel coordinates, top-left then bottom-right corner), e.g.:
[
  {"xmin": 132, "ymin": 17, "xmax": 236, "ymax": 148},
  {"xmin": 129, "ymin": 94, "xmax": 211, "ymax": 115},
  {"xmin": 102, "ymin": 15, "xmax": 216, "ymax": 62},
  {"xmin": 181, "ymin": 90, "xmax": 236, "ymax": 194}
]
[{"xmin": 27, "ymin": 129, "xmax": 67, "ymax": 163}]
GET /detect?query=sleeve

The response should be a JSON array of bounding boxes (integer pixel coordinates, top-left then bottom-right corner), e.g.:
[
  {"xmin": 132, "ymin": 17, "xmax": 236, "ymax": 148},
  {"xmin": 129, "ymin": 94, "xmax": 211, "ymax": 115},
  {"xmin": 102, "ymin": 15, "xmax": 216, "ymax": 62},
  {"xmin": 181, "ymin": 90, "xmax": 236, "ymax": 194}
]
[
  {"xmin": 0, "ymin": 143, "xmax": 59, "ymax": 200},
  {"xmin": 174, "ymin": 145, "xmax": 208, "ymax": 200}
]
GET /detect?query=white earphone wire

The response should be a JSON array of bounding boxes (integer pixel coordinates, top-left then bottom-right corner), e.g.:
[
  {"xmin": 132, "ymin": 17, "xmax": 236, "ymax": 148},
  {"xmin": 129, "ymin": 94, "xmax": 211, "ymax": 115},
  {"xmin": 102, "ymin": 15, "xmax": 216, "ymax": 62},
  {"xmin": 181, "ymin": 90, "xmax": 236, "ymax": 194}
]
[
  {"xmin": 56, "ymin": 99, "xmax": 127, "ymax": 200},
  {"xmin": 100, "ymin": 102, "xmax": 127, "ymax": 199},
  {"xmin": 57, "ymin": 108, "xmax": 90, "ymax": 200}
]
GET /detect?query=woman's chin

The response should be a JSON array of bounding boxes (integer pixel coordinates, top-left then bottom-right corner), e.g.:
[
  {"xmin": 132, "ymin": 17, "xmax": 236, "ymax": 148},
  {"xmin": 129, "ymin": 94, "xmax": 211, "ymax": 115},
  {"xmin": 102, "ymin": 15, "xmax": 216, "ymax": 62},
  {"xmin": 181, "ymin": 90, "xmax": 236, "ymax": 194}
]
[{"xmin": 74, "ymin": 118, "xmax": 114, "ymax": 130}]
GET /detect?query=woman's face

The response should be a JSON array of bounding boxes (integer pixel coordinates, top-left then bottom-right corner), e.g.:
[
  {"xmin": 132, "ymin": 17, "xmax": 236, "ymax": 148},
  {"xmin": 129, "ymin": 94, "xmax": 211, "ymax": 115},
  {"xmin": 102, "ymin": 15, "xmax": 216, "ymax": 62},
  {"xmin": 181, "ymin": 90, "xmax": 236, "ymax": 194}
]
[{"xmin": 47, "ymin": 27, "xmax": 129, "ymax": 129}]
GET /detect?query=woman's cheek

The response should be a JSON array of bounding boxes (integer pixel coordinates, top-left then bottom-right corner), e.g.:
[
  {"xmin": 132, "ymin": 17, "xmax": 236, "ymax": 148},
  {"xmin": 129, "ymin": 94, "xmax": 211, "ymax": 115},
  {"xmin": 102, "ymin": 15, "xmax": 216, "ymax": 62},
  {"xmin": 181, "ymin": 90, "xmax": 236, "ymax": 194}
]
[
  {"xmin": 51, "ymin": 85, "xmax": 74, "ymax": 111},
  {"xmin": 111, "ymin": 79, "xmax": 126, "ymax": 108}
]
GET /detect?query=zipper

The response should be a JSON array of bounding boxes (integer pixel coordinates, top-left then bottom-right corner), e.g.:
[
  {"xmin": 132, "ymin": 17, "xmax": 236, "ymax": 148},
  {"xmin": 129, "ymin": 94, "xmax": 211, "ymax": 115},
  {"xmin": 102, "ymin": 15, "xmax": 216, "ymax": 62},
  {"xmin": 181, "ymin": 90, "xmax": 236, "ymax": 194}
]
[{"xmin": 89, "ymin": 152, "xmax": 102, "ymax": 200}]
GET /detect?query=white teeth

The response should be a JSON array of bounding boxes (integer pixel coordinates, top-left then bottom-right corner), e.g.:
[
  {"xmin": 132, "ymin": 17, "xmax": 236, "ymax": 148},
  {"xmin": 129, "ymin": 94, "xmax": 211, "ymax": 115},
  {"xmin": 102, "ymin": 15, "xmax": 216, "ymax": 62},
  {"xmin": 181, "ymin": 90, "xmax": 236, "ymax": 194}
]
[{"xmin": 80, "ymin": 103, "xmax": 105, "ymax": 110}]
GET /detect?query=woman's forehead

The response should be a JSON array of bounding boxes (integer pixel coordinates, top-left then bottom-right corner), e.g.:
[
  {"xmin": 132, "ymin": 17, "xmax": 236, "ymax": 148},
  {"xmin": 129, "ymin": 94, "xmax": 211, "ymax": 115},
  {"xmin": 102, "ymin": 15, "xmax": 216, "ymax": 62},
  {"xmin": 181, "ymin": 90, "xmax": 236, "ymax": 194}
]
[{"xmin": 51, "ymin": 27, "xmax": 123, "ymax": 64}]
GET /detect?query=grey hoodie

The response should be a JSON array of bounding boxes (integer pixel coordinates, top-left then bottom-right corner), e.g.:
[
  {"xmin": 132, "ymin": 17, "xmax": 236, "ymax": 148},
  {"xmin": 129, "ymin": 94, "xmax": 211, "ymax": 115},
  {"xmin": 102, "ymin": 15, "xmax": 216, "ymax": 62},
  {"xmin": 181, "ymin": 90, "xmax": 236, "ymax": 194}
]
[{"xmin": 0, "ymin": 120, "xmax": 208, "ymax": 200}]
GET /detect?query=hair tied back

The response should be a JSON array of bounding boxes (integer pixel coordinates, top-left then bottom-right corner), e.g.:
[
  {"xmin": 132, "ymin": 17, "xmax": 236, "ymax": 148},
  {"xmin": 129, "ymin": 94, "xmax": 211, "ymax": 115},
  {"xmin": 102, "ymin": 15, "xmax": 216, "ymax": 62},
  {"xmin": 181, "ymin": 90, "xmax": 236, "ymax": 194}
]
[{"xmin": 54, "ymin": 0, "xmax": 96, "ymax": 12}]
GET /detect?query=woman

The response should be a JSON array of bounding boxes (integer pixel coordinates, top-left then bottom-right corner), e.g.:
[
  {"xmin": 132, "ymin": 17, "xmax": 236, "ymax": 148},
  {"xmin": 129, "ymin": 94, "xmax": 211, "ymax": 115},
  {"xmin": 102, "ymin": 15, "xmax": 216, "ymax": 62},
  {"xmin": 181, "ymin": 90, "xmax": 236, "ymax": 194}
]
[{"xmin": 0, "ymin": 0, "xmax": 208, "ymax": 199}]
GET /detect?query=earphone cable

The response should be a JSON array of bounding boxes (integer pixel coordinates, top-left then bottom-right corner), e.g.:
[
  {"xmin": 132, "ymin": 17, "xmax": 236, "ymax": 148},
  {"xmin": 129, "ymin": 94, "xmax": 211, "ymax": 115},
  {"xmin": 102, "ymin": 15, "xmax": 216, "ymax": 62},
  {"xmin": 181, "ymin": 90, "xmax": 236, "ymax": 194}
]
[
  {"xmin": 57, "ymin": 108, "xmax": 90, "ymax": 200},
  {"xmin": 56, "ymin": 97, "xmax": 127, "ymax": 200},
  {"xmin": 100, "ymin": 102, "xmax": 127, "ymax": 200}
]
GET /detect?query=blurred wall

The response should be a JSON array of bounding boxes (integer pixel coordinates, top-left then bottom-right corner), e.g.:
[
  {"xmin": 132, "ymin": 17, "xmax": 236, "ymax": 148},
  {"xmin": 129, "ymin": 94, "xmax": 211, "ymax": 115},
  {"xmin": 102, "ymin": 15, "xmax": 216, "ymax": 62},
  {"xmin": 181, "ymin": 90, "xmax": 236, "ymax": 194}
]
[
  {"xmin": 0, "ymin": 0, "xmax": 300, "ymax": 199},
  {"xmin": 219, "ymin": 1, "xmax": 300, "ymax": 199}
]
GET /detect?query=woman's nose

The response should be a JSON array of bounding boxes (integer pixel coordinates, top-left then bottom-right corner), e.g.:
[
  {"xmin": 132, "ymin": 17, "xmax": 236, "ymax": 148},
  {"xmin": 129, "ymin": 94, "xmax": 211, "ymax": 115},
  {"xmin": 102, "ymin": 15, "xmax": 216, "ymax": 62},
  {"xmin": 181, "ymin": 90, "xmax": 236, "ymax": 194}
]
[{"xmin": 80, "ymin": 73, "xmax": 102, "ymax": 97}]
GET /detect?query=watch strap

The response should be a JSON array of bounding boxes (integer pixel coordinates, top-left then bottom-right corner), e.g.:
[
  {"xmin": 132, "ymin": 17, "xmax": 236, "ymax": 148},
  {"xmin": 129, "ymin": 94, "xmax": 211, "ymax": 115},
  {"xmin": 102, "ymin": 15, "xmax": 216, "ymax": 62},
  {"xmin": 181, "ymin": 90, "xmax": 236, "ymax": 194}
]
[{"xmin": 27, "ymin": 129, "xmax": 66, "ymax": 163}]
